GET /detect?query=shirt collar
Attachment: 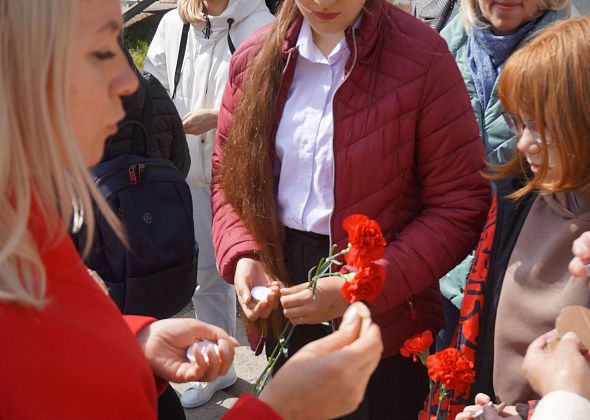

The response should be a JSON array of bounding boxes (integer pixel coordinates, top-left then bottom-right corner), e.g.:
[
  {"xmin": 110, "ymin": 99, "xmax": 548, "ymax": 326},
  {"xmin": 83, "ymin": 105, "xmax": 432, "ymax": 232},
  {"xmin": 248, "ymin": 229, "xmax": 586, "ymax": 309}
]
[{"xmin": 296, "ymin": 19, "xmax": 350, "ymax": 65}]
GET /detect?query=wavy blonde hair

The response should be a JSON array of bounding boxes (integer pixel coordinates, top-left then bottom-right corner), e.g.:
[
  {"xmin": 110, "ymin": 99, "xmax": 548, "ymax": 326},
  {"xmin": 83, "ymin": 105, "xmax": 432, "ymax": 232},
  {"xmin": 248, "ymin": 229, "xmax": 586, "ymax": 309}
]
[
  {"xmin": 0, "ymin": 0, "xmax": 122, "ymax": 308},
  {"xmin": 177, "ymin": 0, "xmax": 207, "ymax": 24},
  {"xmin": 460, "ymin": 0, "xmax": 569, "ymax": 30}
]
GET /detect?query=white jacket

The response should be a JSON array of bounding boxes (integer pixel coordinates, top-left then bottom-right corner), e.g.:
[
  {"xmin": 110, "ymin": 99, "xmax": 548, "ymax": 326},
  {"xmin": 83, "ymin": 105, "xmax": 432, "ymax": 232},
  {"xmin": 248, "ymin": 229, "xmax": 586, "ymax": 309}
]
[{"xmin": 144, "ymin": 0, "xmax": 273, "ymax": 188}]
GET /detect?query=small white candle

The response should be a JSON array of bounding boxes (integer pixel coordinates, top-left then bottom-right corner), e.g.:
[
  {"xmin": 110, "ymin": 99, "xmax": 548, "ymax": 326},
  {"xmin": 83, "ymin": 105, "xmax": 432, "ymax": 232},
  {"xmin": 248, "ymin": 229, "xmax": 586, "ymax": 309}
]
[
  {"xmin": 186, "ymin": 340, "xmax": 218, "ymax": 364},
  {"xmin": 251, "ymin": 286, "xmax": 271, "ymax": 303}
]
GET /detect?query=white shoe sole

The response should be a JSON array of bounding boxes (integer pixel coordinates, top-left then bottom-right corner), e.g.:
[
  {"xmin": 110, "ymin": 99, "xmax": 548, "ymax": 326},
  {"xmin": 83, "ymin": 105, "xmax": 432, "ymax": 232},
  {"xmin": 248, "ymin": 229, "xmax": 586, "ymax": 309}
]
[{"xmin": 180, "ymin": 372, "xmax": 238, "ymax": 409}]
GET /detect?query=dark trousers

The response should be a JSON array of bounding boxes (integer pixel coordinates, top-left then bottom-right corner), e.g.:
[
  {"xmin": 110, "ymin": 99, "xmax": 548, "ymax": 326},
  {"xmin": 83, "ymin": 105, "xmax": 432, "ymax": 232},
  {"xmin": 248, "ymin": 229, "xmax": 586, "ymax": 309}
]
[
  {"xmin": 267, "ymin": 228, "xmax": 429, "ymax": 419},
  {"xmin": 342, "ymin": 354, "xmax": 429, "ymax": 420},
  {"xmin": 265, "ymin": 228, "xmax": 332, "ymax": 369},
  {"xmin": 158, "ymin": 385, "xmax": 186, "ymax": 420}
]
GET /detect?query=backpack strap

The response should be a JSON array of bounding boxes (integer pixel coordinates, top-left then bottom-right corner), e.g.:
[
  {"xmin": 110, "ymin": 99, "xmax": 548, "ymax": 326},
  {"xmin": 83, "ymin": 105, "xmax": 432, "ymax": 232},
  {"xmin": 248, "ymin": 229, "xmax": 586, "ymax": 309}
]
[
  {"xmin": 134, "ymin": 76, "xmax": 153, "ymax": 157},
  {"xmin": 102, "ymin": 74, "xmax": 151, "ymax": 159},
  {"xmin": 172, "ymin": 23, "xmax": 190, "ymax": 99},
  {"xmin": 226, "ymin": 18, "xmax": 236, "ymax": 55}
]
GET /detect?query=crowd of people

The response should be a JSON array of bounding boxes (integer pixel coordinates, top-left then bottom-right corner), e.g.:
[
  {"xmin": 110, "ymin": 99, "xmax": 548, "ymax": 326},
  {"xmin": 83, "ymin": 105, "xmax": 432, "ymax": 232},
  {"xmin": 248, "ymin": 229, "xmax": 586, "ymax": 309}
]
[{"xmin": 1, "ymin": 0, "xmax": 589, "ymax": 419}]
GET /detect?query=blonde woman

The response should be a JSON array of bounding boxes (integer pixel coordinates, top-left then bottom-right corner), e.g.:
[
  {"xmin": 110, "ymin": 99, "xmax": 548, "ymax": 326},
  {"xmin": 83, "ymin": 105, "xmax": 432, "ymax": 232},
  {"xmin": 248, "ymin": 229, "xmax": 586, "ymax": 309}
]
[
  {"xmin": 0, "ymin": 0, "xmax": 239, "ymax": 417},
  {"xmin": 144, "ymin": 1, "xmax": 273, "ymax": 406},
  {"xmin": 442, "ymin": 0, "xmax": 570, "ymax": 166},
  {"xmin": 0, "ymin": 1, "xmax": 386, "ymax": 418}
]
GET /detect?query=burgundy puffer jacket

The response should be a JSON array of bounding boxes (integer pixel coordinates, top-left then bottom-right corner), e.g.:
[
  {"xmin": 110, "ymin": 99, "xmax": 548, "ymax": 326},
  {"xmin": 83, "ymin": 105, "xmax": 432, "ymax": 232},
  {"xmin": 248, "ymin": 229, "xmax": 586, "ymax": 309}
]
[{"xmin": 212, "ymin": 0, "xmax": 491, "ymax": 357}]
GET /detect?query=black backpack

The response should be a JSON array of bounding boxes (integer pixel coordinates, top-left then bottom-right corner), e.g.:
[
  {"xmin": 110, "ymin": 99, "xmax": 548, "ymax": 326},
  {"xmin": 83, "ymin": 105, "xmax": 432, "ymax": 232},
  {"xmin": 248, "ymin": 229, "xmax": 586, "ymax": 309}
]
[{"xmin": 75, "ymin": 77, "xmax": 197, "ymax": 319}]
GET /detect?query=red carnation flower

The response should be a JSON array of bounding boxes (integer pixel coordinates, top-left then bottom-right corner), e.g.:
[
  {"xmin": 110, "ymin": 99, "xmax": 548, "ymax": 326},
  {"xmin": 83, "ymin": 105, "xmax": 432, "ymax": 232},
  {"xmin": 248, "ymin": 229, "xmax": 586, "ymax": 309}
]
[
  {"xmin": 341, "ymin": 263, "xmax": 385, "ymax": 303},
  {"xmin": 343, "ymin": 214, "xmax": 386, "ymax": 267},
  {"xmin": 426, "ymin": 348, "xmax": 475, "ymax": 395},
  {"xmin": 400, "ymin": 331, "xmax": 433, "ymax": 363}
]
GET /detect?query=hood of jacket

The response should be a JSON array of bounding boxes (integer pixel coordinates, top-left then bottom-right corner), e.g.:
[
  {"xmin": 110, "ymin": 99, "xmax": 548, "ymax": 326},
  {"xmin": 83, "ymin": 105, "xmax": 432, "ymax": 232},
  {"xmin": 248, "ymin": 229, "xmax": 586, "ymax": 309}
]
[
  {"xmin": 195, "ymin": 0, "xmax": 270, "ymax": 39},
  {"xmin": 121, "ymin": 68, "xmax": 147, "ymax": 120}
]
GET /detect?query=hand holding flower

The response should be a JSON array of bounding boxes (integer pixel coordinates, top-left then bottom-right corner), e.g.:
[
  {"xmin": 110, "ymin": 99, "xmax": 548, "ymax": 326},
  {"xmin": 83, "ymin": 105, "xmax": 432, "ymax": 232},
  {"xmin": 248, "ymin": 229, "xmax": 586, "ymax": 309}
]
[
  {"xmin": 259, "ymin": 303, "xmax": 383, "ymax": 419},
  {"xmin": 252, "ymin": 214, "xmax": 386, "ymax": 396},
  {"xmin": 281, "ymin": 276, "xmax": 349, "ymax": 325}
]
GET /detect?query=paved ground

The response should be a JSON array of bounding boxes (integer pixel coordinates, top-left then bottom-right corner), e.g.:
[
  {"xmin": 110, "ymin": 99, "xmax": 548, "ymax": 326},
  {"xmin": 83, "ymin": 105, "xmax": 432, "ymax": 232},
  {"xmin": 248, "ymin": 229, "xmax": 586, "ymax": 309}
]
[{"xmin": 172, "ymin": 304, "xmax": 267, "ymax": 420}]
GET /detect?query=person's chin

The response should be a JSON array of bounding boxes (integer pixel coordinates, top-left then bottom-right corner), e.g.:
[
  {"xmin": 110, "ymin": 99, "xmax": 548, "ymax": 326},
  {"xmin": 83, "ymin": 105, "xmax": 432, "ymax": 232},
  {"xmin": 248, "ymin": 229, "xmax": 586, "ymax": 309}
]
[{"xmin": 105, "ymin": 123, "xmax": 118, "ymax": 137}]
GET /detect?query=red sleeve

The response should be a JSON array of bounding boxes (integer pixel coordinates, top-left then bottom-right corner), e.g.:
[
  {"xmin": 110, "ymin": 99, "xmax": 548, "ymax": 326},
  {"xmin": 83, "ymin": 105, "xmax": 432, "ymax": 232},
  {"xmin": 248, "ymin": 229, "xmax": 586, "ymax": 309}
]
[
  {"xmin": 223, "ymin": 394, "xmax": 282, "ymax": 420},
  {"xmin": 368, "ymin": 38, "xmax": 491, "ymax": 313},
  {"xmin": 123, "ymin": 315, "xmax": 157, "ymax": 335},
  {"xmin": 123, "ymin": 315, "xmax": 168, "ymax": 395},
  {"xmin": 211, "ymin": 51, "xmax": 261, "ymax": 284}
]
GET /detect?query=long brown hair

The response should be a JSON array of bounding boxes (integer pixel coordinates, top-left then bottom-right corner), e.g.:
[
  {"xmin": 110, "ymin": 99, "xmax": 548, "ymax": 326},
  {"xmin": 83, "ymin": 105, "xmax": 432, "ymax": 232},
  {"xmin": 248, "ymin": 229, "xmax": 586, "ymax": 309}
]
[
  {"xmin": 494, "ymin": 16, "xmax": 590, "ymax": 198},
  {"xmin": 219, "ymin": 0, "xmax": 300, "ymax": 335}
]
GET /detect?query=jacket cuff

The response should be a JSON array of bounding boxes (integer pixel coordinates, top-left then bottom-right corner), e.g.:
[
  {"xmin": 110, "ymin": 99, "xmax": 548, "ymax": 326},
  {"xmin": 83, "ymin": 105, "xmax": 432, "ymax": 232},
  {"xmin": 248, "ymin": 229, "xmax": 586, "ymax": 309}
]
[
  {"xmin": 223, "ymin": 393, "xmax": 282, "ymax": 419},
  {"xmin": 123, "ymin": 315, "xmax": 168, "ymax": 395},
  {"xmin": 222, "ymin": 250, "xmax": 261, "ymax": 284},
  {"xmin": 124, "ymin": 315, "xmax": 157, "ymax": 336}
]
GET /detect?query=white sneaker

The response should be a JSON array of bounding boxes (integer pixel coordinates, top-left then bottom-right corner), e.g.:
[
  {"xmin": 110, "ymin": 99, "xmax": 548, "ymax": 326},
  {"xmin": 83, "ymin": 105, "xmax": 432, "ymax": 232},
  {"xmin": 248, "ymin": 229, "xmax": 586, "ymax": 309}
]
[{"xmin": 180, "ymin": 365, "xmax": 237, "ymax": 408}]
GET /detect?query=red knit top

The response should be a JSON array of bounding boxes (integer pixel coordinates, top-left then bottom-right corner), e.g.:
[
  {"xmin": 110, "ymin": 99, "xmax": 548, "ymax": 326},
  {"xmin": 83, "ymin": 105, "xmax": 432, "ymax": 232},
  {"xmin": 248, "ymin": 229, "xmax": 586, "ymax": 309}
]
[{"xmin": 0, "ymin": 209, "xmax": 158, "ymax": 419}]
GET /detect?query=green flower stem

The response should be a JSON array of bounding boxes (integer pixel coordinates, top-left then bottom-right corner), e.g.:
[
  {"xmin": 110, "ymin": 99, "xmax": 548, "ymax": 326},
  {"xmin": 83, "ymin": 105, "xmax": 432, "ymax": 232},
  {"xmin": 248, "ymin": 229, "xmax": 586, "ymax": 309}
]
[
  {"xmin": 310, "ymin": 245, "xmax": 351, "ymax": 298},
  {"xmin": 427, "ymin": 380, "xmax": 434, "ymax": 419},
  {"xmin": 253, "ymin": 243, "xmax": 352, "ymax": 396},
  {"xmin": 436, "ymin": 386, "xmax": 448, "ymax": 420},
  {"xmin": 252, "ymin": 321, "xmax": 295, "ymax": 397}
]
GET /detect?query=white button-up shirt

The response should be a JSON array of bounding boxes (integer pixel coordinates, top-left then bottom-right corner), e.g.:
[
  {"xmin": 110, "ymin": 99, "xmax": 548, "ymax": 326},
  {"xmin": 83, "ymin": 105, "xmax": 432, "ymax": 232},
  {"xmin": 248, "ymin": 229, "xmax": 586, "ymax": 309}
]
[{"xmin": 275, "ymin": 20, "xmax": 350, "ymax": 236}]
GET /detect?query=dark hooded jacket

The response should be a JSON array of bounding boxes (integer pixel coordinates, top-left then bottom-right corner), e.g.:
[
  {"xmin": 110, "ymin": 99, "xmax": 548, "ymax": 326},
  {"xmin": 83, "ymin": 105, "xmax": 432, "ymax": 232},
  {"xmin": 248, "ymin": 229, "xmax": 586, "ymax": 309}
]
[{"xmin": 102, "ymin": 60, "xmax": 190, "ymax": 177}]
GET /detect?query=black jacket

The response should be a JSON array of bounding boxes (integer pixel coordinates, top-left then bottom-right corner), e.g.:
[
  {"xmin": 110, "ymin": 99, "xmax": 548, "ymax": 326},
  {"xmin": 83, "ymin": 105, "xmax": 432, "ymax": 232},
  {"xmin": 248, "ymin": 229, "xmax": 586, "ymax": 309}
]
[{"xmin": 102, "ymin": 71, "xmax": 191, "ymax": 178}]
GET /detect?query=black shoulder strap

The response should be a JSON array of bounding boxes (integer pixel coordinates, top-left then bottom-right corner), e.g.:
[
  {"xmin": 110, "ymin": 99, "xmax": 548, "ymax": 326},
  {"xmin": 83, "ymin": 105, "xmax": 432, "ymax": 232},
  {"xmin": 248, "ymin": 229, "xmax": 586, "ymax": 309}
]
[
  {"xmin": 172, "ymin": 23, "xmax": 190, "ymax": 99},
  {"xmin": 226, "ymin": 18, "xmax": 236, "ymax": 55},
  {"xmin": 138, "ymin": 77, "xmax": 153, "ymax": 156},
  {"xmin": 124, "ymin": 76, "xmax": 152, "ymax": 157}
]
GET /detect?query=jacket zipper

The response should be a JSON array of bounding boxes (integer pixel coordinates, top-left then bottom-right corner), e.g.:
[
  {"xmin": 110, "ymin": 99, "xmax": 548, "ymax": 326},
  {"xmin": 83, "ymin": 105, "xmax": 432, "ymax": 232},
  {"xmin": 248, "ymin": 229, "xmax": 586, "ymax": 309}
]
[
  {"xmin": 326, "ymin": 27, "xmax": 358, "ymax": 332},
  {"xmin": 283, "ymin": 50, "xmax": 294, "ymax": 76},
  {"xmin": 328, "ymin": 26, "xmax": 358, "ymax": 246}
]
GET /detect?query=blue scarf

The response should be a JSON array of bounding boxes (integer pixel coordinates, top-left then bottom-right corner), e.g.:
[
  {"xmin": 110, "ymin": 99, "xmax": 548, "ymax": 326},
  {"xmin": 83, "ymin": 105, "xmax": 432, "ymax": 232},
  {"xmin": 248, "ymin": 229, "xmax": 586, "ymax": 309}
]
[{"xmin": 467, "ymin": 18, "xmax": 537, "ymax": 110}]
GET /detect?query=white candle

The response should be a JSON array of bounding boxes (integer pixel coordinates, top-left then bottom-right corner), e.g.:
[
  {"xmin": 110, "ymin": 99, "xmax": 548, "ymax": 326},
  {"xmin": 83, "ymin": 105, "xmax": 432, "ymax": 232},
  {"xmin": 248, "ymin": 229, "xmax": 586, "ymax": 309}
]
[
  {"xmin": 186, "ymin": 340, "xmax": 219, "ymax": 364},
  {"xmin": 251, "ymin": 286, "xmax": 271, "ymax": 303}
]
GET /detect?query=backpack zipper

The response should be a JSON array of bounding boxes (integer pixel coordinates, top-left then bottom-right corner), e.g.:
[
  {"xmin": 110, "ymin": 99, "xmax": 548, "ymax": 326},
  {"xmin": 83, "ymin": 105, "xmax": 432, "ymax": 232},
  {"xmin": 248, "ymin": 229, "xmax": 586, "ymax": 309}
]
[
  {"xmin": 128, "ymin": 165, "xmax": 138, "ymax": 185},
  {"xmin": 95, "ymin": 161, "xmax": 176, "ymax": 186}
]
